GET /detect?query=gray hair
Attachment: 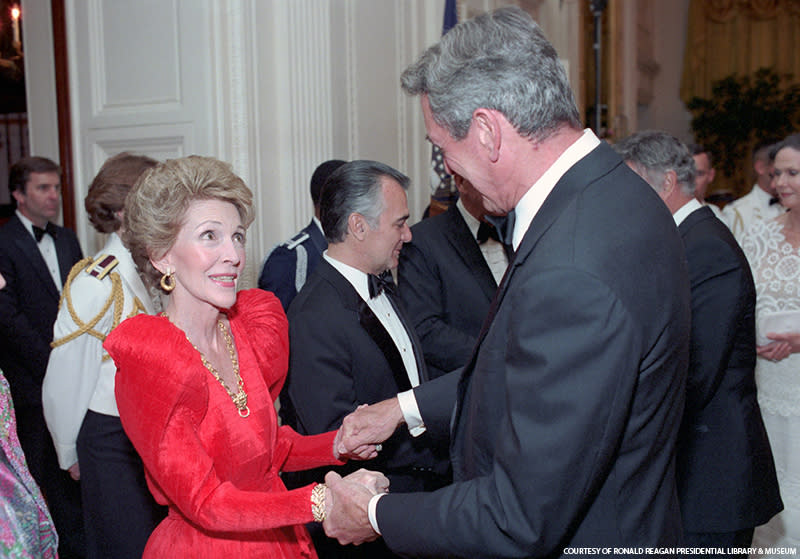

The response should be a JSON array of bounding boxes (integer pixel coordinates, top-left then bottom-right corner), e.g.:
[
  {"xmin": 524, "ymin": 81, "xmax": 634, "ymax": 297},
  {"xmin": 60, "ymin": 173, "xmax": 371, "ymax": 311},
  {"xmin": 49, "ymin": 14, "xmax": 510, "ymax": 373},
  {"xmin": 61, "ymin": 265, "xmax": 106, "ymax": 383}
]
[
  {"xmin": 320, "ymin": 160, "xmax": 410, "ymax": 243},
  {"xmin": 401, "ymin": 6, "xmax": 581, "ymax": 142},
  {"xmin": 614, "ymin": 130, "xmax": 696, "ymax": 197}
]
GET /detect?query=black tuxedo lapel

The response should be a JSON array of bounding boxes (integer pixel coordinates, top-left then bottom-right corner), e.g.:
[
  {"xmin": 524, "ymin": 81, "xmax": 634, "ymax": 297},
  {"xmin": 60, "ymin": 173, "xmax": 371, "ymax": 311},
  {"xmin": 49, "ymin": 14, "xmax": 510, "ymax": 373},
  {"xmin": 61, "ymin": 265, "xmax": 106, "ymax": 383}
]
[
  {"xmin": 8, "ymin": 217, "xmax": 60, "ymax": 301},
  {"xmin": 54, "ymin": 225, "xmax": 78, "ymax": 283},
  {"xmin": 385, "ymin": 290, "xmax": 428, "ymax": 383},
  {"xmin": 443, "ymin": 205, "xmax": 497, "ymax": 300},
  {"xmin": 453, "ymin": 142, "xmax": 626, "ymax": 431},
  {"xmin": 317, "ymin": 260, "xmax": 415, "ymax": 393},
  {"xmin": 358, "ymin": 300, "xmax": 413, "ymax": 392}
]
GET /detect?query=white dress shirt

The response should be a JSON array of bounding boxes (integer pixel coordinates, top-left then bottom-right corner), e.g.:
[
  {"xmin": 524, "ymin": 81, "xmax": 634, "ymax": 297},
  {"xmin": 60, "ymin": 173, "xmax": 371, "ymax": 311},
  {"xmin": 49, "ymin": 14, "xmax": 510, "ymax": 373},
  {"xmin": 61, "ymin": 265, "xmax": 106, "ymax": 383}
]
[
  {"xmin": 16, "ymin": 210, "xmax": 62, "ymax": 290},
  {"xmin": 673, "ymin": 198, "xmax": 704, "ymax": 227},
  {"xmin": 322, "ymin": 253, "xmax": 421, "ymax": 388}
]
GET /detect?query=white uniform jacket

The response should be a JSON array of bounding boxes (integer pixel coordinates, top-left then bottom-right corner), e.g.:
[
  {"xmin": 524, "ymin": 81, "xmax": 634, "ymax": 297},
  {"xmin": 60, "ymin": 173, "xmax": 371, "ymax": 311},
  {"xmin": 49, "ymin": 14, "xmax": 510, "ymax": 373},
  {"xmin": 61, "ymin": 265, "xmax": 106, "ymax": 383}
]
[{"xmin": 42, "ymin": 233, "xmax": 155, "ymax": 469}]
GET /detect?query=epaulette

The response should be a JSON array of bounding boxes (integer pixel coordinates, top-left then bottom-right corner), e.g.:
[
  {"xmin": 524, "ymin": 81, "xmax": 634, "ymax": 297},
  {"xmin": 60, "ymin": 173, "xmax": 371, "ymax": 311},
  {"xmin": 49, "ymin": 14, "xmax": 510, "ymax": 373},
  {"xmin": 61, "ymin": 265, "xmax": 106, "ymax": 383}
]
[
  {"xmin": 284, "ymin": 231, "xmax": 310, "ymax": 250},
  {"xmin": 52, "ymin": 255, "xmax": 125, "ymax": 352},
  {"xmin": 85, "ymin": 254, "xmax": 119, "ymax": 280}
]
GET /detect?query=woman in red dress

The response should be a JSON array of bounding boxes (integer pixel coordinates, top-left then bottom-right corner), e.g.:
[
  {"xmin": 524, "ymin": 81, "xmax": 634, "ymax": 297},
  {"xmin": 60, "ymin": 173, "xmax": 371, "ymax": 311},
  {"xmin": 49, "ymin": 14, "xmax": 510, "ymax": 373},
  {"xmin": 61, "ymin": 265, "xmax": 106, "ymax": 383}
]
[{"xmin": 104, "ymin": 156, "xmax": 385, "ymax": 558}]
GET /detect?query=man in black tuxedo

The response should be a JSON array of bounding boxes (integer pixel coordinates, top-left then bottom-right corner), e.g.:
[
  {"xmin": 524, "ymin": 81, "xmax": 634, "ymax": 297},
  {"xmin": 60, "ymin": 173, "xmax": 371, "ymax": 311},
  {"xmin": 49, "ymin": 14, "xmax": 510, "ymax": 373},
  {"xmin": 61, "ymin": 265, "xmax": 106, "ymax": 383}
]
[
  {"xmin": 284, "ymin": 160, "xmax": 449, "ymax": 558},
  {"xmin": 323, "ymin": 8, "xmax": 691, "ymax": 557},
  {"xmin": 397, "ymin": 175, "xmax": 508, "ymax": 378},
  {"xmin": 615, "ymin": 131, "xmax": 783, "ymax": 552},
  {"xmin": 0, "ymin": 156, "xmax": 85, "ymax": 558}
]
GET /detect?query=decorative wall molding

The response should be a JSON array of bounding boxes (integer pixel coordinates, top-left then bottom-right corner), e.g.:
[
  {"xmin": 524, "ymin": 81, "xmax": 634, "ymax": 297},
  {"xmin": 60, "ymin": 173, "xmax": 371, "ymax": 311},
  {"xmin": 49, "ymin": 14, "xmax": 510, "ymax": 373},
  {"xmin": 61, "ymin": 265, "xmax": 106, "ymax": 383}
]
[{"xmin": 87, "ymin": 0, "xmax": 183, "ymax": 117}]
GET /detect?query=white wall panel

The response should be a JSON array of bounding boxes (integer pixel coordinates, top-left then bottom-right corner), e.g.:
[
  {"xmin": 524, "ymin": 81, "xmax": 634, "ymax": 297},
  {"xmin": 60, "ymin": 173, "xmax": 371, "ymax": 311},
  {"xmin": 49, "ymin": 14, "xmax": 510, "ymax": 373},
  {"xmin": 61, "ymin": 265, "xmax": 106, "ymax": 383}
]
[
  {"xmin": 91, "ymin": 0, "xmax": 181, "ymax": 113},
  {"xmin": 67, "ymin": 0, "xmax": 215, "ymax": 254}
]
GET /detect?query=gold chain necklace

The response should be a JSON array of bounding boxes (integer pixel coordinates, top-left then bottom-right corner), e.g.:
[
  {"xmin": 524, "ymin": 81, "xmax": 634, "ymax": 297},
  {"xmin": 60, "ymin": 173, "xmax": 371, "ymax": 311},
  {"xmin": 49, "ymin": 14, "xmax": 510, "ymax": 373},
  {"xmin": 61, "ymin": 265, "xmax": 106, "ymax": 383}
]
[
  {"xmin": 167, "ymin": 313, "xmax": 250, "ymax": 418},
  {"xmin": 196, "ymin": 320, "xmax": 250, "ymax": 418}
]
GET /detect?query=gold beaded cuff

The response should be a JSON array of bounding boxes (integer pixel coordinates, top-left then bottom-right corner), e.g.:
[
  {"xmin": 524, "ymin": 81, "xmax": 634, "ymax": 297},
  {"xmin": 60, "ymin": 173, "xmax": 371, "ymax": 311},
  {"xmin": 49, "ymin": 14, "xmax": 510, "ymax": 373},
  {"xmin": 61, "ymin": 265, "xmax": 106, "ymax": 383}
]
[{"xmin": 311, "ymin": 483, "xmax": 327, "ymax": 522}]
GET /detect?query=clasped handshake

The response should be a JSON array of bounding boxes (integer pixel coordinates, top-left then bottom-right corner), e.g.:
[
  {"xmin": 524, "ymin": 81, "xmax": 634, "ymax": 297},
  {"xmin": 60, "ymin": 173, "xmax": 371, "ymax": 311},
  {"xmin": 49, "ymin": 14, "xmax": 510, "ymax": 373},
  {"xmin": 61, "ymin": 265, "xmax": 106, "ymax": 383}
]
[{"xmin": 322, "ymin": 398, "xmax": 405, "ymax": 546}]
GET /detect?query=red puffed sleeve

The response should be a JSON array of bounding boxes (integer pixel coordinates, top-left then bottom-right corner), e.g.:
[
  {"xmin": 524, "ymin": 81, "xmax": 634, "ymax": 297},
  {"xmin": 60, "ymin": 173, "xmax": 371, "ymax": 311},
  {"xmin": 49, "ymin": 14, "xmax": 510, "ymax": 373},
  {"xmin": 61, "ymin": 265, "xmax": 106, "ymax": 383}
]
[
  {"xmin": 105, "ymin": 313, "xmax": 322, "ymax": 532},
  {"xmin": 229, "ymin": 290, "xmax": 345, "ymax": 473}
]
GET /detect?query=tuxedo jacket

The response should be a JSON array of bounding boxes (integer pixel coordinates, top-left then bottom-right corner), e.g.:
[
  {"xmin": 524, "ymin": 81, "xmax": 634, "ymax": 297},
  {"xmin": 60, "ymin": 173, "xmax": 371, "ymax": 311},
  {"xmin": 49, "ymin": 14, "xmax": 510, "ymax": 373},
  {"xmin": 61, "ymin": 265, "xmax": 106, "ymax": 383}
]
[
  {"xmin": 397, "ymin": 204, "xmax": 497, "ymax": 378},
  {"xmin": 258, "ymin": 220, "xmax": 327, "ymax": 311},
  {"xmin": 285, "ymin": 259, "xmax": 449, "ymax": 491},
  {"xmin": 0, "ymin": 215, "xmax": 83, "ymax": 408},
  {"xmin": 376, "ymin": 142, "xmax": 692, "ymax": 557},
  {"xmin": 675, "ymin": 206, "xmax": 782, "ymax": 532}
]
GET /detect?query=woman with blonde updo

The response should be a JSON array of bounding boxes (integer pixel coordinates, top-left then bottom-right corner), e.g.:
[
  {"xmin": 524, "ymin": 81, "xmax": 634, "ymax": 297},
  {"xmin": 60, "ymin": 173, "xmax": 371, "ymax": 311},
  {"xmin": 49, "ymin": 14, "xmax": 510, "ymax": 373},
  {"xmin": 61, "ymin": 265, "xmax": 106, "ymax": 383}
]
[{"xmin": 104, "ymin": 156, "xmax": 384, "ymax": 558}]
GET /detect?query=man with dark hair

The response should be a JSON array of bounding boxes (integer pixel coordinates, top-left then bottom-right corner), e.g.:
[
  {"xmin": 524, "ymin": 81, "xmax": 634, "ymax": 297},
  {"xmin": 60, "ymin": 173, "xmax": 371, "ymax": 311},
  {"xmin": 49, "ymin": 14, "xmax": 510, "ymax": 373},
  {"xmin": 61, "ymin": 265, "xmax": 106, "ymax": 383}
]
[
  {"xmin": 689, "ymin": 143, "xmax": 716, "ymax": 201},
  {"xmin": 284, "ymin": 159, "xmax": 449, "ymax": 558},
  {"xmin": 258, "ymin": 159, "xmax": 346, "ymax": 311},
  {"xmin": 0, "ymin": 156, "xmax": 85, "ymax": 558},
  {"xmin": 397, "ymin": 174, "xmax": 508, "ymax": 378},
  {"xmin": 325, "ymin": 7, "xmax": 691, "ymax": 556},
  {"xmin": 616, "ymin": 130, "xmax": 782, "ymax": 553}
]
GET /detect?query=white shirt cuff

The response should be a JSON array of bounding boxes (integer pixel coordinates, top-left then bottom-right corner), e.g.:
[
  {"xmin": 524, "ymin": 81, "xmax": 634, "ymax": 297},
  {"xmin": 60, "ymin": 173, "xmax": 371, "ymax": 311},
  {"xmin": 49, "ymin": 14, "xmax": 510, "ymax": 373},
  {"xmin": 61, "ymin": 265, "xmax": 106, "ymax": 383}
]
[
  {"xmin": 397, "ymin": 389, "xmax": 426, "ymax": 437},
  {"xmin": 368, "ymin": 493, "xmax": 384, "ymax": 535}
]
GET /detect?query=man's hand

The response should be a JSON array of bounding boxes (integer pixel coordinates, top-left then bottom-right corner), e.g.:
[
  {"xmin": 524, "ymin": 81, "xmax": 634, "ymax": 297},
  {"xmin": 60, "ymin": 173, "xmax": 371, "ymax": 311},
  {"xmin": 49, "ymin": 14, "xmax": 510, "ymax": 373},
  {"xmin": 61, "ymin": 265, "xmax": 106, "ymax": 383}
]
[
  {"xmin": 67, "ymin": 462, "xmax": 80, "ymax": 481},
  {"xmin": 337, "ymin": 397, "xmax": 404, "ymax": 457},
  {"xmin": 322, "ymin": 471, "xmax": 381, "ymax": 545},
  {"xmin": 334, "ymin": 405, "xmax": 378, "ymax": 461}
]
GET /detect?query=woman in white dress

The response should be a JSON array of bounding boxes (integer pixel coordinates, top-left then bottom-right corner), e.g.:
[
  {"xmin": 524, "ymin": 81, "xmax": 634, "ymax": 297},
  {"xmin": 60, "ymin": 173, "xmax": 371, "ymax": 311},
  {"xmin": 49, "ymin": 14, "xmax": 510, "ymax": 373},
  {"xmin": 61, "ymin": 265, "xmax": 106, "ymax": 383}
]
[{"xmin": 742, "ymin": 133, "xmax": 800, "ymax": 555}]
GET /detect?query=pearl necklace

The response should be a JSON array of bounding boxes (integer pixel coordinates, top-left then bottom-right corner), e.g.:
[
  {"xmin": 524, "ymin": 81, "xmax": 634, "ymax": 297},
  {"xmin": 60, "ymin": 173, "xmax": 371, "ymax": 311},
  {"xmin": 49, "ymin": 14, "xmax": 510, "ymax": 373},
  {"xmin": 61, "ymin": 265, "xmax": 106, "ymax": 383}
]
[{"xmin": 167, "ymin": 313, "xmax": 250, "ymax": 418}]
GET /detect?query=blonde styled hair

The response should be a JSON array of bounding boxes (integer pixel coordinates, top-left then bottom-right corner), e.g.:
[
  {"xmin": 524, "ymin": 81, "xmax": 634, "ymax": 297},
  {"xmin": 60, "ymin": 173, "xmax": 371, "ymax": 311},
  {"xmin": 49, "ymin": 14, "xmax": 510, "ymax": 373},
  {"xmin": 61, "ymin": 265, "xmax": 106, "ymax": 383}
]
[{"xmin": 123, "ymin": 155, "xmax": 254, "ymax": 290}]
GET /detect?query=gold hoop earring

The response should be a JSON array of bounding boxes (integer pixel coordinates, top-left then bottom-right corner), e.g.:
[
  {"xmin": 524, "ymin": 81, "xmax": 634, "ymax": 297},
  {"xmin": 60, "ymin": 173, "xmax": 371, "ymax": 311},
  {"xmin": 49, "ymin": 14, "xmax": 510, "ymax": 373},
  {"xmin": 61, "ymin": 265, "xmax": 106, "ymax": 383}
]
[{"xmin": 160, "ymin": 270, "xmax": 176, "ymax": 293}]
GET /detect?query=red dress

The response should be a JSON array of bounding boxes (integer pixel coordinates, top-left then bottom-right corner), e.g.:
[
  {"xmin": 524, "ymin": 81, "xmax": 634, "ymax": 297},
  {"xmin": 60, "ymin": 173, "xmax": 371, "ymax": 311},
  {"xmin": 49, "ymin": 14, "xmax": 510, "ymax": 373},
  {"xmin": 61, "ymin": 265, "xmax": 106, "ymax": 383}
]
[{"xmin": 104, "ymin": 289, "xmax": 341, "ymax": 558}]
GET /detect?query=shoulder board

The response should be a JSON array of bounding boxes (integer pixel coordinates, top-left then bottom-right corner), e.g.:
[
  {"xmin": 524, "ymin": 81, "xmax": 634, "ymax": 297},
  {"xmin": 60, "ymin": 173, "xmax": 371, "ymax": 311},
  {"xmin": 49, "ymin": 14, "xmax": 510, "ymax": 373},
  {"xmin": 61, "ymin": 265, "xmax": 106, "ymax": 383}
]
[
  {"xmin": 285, "ymin": 232, "xmax": 310, "ymax": 250},
  {"xmin": 85, "ymin": 254, "xmax": 119, "ymax": 280}
]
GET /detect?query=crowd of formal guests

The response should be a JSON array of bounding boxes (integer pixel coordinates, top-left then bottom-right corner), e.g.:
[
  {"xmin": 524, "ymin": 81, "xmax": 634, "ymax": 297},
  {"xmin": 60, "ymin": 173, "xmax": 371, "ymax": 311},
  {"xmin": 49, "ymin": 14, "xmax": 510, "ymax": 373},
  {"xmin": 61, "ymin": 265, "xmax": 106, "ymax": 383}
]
[{"xmin": 1, "ymin": 6, "xmax": 800, "ymax": 559}]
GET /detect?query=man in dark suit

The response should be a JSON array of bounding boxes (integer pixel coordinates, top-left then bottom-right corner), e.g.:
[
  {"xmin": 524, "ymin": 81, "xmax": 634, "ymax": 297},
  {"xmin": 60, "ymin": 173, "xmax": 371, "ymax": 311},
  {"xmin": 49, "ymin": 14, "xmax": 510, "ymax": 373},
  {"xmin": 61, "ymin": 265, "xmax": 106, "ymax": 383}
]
[
  {"xmin": 0, "ymin": 156, "xmax": 85, "ymax": 558},
  {"xmin": 398, "ymin": 174, "xmax": 507, "ymax": 378},
  {"xmin": 258, "ymin": 159, "xmax": 346, "ymax": 311},
  {"xmin": 323, "ymin": 8, "xmax": 691, "ymax": 556},
  {"xmin": 615, "ymin": 131, "xmax": 783, "ymax": 552},
  {"xmin": 285, "ymin": 160, "xmax": 449, "ymax": 558}
]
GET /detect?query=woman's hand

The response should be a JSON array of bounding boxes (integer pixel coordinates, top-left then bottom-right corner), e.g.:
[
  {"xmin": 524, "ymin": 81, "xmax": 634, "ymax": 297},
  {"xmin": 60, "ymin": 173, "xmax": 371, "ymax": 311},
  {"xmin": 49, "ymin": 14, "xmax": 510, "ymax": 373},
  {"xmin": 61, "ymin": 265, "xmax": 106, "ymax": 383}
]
[
  {"xmin": 757, "ymin": 331, "xmax": 800, "ymax": 362},
  {"xmin": 342, "ymin": 468, "xmax": 390, "ymax": 495}
]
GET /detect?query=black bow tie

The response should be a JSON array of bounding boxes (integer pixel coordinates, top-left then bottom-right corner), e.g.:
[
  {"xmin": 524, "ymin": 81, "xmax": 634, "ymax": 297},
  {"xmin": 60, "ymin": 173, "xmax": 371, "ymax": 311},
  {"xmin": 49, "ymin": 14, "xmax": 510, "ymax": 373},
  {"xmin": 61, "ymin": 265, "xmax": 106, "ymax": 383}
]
[
  {"xmin": 770, "ymin": 197, "xmax": 781, "ymax": 206},
  {"xmin": 368, "ymin": 271, "xmax": 395, "ymax": 299},
  {"xmin": 485, "ymin": 210, "xmax": 516, "ymax": 247},
  {"xmin": 476, "ymin": 221, "xmax": 500, "ymax": 244},
  {"xmin": 32, "ymin": 223, "xmax": 57, "ymax": 243}
]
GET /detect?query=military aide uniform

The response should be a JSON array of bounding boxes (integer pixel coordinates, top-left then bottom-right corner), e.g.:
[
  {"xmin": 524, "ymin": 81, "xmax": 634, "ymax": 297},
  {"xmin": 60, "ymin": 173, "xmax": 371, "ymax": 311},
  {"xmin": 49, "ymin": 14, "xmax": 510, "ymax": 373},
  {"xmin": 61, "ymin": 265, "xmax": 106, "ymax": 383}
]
[
  {"xmin": 258, "ymin": 219, "xmax": 327, "ymax": 311},
  {"xmin": 42, "ymin": 232, "xmax": 165, "ymax": 559}
]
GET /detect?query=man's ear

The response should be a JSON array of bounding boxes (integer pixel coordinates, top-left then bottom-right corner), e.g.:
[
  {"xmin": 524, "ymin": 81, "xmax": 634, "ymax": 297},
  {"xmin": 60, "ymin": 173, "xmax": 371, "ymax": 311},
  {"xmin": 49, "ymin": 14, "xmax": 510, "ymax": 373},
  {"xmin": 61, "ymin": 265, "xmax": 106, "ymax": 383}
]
[
  {"xmin": 473, "ymin": 108, "xmax": 501, "ymax": 163},
  {"xmin": 661, "ymin": 169, "xmax": 679, "ymax": 198},
  {"xmin": 11, "ymin": 189, "xmax": 24, "ymax": 205},
  {"xmin": 348, "ymin": 213, "xmax": 368, "ymax": 241}
]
